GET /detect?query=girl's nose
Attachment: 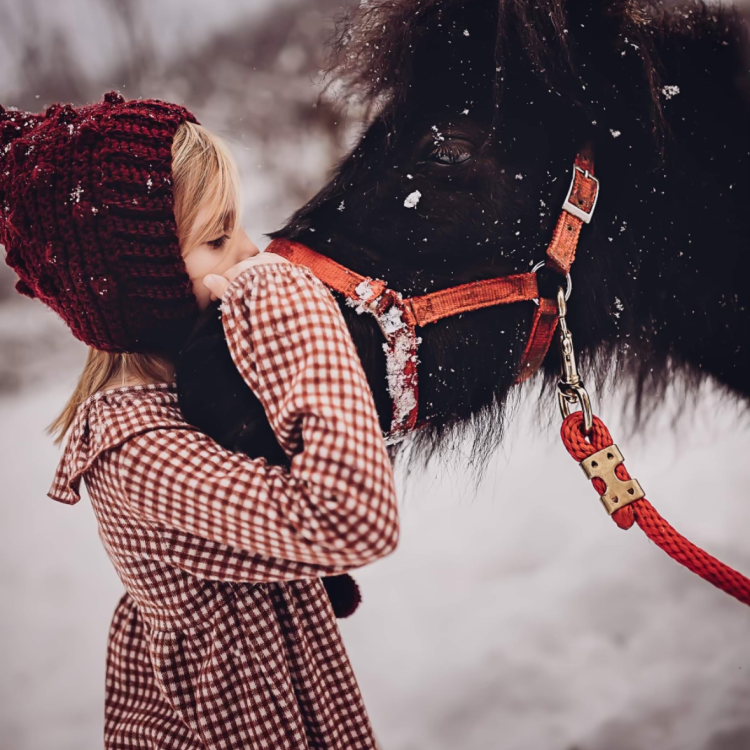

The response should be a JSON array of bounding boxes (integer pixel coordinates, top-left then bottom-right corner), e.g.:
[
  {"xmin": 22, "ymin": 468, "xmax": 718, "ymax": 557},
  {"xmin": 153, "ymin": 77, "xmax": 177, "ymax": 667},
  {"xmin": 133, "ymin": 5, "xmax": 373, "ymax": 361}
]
[{"xmin": 234, "ymin": 228, "xmax": 259, "ymax": 263}]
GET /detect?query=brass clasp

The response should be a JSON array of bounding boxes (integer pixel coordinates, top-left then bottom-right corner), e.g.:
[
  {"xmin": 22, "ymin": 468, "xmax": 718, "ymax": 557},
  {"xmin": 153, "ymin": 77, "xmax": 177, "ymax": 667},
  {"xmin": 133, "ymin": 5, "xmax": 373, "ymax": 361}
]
[
  {"xmin": 580, "ymin": 445, "xmax": 645, "ymax": 514},
  {"xmin": 555, "ymin": 287, "xmax": 593, "ymax": 433}
]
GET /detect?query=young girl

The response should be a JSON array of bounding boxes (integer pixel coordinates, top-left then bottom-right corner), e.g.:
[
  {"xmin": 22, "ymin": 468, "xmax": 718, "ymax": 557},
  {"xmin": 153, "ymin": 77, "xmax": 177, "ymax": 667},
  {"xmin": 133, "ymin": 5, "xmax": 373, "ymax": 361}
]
[{"xmin": 0, "ymin": 92, "xmax": 398, "ymax": 749}]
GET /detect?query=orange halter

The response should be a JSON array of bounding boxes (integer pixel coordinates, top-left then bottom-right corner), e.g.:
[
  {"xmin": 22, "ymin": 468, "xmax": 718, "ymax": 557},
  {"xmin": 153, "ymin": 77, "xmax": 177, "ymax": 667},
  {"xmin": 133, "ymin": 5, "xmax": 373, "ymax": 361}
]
[{"xmin": 269, "ymin": 148, "xmax": 599, "ymax": 440}]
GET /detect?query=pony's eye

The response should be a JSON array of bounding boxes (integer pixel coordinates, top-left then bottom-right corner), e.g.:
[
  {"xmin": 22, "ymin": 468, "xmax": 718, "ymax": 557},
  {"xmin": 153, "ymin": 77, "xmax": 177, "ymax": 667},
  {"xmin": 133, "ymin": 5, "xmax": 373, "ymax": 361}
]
[{"xmin": 429, "ymin": 141, "xmax": 473, "ymax": 166}]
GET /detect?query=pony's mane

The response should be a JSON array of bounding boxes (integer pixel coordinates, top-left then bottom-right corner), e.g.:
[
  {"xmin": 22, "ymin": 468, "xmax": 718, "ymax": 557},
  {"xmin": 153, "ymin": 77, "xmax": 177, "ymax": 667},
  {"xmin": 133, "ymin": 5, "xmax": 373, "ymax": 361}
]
[{"xmin": 326, "ymin": 0, "xmax": 744, "ymax": 145}]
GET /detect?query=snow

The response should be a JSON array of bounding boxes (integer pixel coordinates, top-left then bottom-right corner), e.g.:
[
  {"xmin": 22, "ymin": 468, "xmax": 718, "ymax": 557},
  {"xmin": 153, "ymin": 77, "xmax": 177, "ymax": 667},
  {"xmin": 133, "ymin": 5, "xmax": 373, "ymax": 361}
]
[
  {"xmin": 346, "ymin": 280, "xmax": 376, "ymax": 316},
  {"xmin": 355, "ymin": 279, "xmax": 374, "ymax": 302},
  {"xmin": 381, "ymin": 331, "xmax": 419, "ymax": 427},
  {"xmin": 404, "ymin": 190, "xmax": 422, "ymax": 209},
  {"xmin": 378, "ymin": 306, "xmax": 406, "ymax": 335},
  {"xmin": 662, "ymin": 85, "xmax": 681, "ymax": 100},
  {"xmin": 1, "ymin": 371, "xmax": 748, "ymax": 749}
]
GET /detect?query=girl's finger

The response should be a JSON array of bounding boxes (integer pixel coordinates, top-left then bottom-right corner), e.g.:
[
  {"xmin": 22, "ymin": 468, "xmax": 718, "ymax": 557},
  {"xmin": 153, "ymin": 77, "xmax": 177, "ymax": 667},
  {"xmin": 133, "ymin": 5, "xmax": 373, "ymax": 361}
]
[
  {"xmin": 223, "ymin": 253, "xmax": 290, "ymax": 283},
  {"xmin": 203, "ymin": 274, "xmax": 229, "ymax": 300}
]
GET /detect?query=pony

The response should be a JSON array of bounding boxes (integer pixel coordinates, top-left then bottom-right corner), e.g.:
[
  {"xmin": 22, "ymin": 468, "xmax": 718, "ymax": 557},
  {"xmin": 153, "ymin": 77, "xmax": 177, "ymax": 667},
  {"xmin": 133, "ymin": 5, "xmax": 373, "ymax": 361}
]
[{"xmin": 176, "ymin": 0, "xmax": 749, "ymax": 474}]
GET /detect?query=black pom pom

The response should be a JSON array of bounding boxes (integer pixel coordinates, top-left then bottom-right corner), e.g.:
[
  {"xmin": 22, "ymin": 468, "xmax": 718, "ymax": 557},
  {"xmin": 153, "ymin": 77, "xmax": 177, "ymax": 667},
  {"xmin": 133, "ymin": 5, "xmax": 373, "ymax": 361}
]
[
  {"xmin": 322, "ymin": 574, "xmax": 362, "ymax": 619},
  {"xmin": 103, "ymin": 91, "xmax": 125, "ymax": 105}
]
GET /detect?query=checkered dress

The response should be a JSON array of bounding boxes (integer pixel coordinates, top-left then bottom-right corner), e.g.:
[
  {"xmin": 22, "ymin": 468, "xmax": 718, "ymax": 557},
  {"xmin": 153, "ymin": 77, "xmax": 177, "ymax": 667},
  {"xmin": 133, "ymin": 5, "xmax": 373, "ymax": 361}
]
[{"xmin": 49, "ymin": 264, "xmax": 399, "ymax": 749}]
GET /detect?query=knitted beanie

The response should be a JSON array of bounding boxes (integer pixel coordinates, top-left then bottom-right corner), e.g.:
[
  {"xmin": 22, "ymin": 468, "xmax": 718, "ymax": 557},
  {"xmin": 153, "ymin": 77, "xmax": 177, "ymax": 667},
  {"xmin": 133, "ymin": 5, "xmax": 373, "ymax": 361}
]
[{"xmin": 0, "ymin": 91, "xmax": 200, "ymax": 353}]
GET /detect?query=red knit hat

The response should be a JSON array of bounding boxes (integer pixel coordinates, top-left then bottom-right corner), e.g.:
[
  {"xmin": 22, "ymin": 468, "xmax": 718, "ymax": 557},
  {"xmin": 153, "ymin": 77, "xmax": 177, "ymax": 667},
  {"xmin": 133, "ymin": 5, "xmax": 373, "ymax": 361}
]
[{"xmin": 0, "ymin": 91, "xmax": 200, "ymax": 353}]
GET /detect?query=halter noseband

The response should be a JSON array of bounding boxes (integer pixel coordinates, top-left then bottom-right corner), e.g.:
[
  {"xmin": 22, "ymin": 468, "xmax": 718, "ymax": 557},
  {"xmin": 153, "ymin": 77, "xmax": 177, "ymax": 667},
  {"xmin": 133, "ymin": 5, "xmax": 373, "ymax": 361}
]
[{"xmin": 269, "ymin": 148, "xmax": 599, "ymax": 441}]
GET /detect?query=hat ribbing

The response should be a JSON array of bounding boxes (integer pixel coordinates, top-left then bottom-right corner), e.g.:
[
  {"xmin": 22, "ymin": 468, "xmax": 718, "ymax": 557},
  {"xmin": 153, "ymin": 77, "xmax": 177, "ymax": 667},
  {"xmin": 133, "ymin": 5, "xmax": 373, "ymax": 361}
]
[{"xmin": 0, "ymin": 91, "xmax": 200, "ymax": 352}]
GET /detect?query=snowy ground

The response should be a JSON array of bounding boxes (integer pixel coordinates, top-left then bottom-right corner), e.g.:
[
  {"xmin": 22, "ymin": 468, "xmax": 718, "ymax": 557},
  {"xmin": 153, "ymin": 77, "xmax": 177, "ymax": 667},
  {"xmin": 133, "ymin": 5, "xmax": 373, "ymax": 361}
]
[{"xmin": 1, "ymin": 344, "xmax": 748, "ymax": 750}]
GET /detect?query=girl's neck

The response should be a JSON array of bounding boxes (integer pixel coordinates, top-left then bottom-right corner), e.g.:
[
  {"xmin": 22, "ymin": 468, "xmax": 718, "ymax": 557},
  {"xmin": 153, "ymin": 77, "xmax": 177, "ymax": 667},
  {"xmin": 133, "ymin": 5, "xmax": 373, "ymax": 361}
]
[{"xmin": 102, "ymin": 357, "xmax": 175, "ymax": 391}]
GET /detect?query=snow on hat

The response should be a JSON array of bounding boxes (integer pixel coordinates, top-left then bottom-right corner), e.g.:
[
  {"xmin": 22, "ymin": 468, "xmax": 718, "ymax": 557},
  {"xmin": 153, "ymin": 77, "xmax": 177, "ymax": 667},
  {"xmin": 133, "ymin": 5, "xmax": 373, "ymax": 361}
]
[{"xmin": 0, "ymin": 91, "xmax": 200, "ymax": 353}]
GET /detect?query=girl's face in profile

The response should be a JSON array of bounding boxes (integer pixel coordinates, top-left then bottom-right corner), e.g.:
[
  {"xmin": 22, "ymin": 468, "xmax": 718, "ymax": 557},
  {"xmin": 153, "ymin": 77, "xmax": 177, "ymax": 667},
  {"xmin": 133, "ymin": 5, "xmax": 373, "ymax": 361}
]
[{"xmin": 182, "ymin": 205, "xmax": 259, "ymax": 310}]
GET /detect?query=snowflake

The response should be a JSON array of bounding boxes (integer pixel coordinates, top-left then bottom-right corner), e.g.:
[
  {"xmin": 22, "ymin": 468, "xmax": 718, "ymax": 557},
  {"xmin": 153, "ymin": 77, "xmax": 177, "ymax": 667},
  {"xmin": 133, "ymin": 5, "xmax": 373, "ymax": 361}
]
[
  {"xmin": 404, "ymin": 190, "xmax": 422, "ymax": 209},
  {"xmin": 662, "ymin": 85, "xmax": 680, "ymax": 100},
  {"xmin": 515, "ymin": 173, "xmax": 524, "ymax": 181},
  {"xmin": 337, "ymin": 200, "xmax": 345, "ymax": 212},
  {"xmin": 70, "ymin": 184, "xmax": 84, "ymax": 203},
  {"xmin": 463, "ymin": 29, "xmax": 470, "ymax": 37},
  {"xmin": 610, "ymin": 129, "xmax": 621, "ymax": 138}
]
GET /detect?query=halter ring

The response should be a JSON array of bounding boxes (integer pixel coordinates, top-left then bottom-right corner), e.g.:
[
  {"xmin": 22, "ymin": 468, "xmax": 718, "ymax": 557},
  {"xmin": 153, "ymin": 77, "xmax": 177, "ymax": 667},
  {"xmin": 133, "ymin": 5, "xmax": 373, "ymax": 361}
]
[{"xmin": 530, "ymin": 260, "xmax": 572, "ymax": 306}]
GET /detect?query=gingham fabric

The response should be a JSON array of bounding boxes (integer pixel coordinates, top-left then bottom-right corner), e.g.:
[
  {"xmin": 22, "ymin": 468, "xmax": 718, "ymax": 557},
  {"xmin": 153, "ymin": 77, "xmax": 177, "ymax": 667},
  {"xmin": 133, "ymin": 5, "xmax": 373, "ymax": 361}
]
[{"xmin": 49, "ymin": 263, "xmax": 399, "ymax": 749}]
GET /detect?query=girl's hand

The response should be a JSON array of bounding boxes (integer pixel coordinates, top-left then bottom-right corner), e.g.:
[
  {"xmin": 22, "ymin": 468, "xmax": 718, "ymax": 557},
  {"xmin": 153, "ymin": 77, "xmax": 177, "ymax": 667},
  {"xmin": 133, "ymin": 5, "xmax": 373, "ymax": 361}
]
[{"xmin": 203, "ymin": 253, "xmax": 290, "ymax": 301}]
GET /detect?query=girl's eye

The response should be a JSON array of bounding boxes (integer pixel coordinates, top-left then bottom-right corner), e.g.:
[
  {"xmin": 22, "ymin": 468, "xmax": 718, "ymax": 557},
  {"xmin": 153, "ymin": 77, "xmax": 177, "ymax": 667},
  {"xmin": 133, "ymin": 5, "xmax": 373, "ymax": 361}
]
[
  {"xmin": 207, "ymin": 235, "xmax": 230, "ymax": 250},
  {"xmin": 428, "ymin": 141, "xmax": 473, "ymax": 166}
]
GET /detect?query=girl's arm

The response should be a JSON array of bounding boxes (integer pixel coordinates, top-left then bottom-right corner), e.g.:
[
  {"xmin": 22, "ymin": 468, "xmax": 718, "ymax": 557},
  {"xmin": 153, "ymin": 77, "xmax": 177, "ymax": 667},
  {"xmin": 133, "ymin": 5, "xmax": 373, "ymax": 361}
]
[{"xmin": 115, "ymin": 262, "xmax": 398, "ymax": 576}]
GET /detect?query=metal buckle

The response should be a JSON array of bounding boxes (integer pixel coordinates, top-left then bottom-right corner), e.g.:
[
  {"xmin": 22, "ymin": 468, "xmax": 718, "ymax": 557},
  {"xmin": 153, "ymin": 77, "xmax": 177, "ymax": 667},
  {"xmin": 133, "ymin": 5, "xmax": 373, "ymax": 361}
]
[
  {"xmin": 562, "ymin": 166, "xmax": 599, "ymax": 224},
  {"xmin": 580, "ymin": 445, "xmax": 645, "ymax": 514}
]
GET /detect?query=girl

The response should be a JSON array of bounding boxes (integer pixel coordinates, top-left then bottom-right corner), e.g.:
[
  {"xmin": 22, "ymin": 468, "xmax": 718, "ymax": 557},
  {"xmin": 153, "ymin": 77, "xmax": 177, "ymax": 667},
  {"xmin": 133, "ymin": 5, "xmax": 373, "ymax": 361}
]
[{"xmin": 0, "ymin": 92, "xmax": 398, "ymax": 749}]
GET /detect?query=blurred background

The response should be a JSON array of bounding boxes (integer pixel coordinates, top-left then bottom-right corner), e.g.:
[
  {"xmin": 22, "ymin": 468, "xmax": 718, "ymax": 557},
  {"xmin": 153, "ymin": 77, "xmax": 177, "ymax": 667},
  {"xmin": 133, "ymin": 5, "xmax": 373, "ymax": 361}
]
[{"xmin": 0, "ymin": 2, "xmax": 748, "ymax": 749}]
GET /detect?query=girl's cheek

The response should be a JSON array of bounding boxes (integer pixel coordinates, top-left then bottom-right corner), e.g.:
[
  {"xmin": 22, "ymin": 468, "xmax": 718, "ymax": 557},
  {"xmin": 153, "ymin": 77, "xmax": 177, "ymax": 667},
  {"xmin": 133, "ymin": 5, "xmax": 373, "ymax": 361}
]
[
  {"xmin": 182, "ymin": 247, "xmax": 221, "ymax": 310},
  {"xmin": 184, "ymin": 246, "xmax": 216, "ymax": 280},
  {"xmin": 192, "ymin": 280, "xmax": 212, "ymax": 310}
]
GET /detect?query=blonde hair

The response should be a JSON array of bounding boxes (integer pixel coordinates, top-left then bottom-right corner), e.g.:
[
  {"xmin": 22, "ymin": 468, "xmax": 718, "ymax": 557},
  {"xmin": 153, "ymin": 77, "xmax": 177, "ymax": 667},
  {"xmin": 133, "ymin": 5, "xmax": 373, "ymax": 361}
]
[{"xmin": 48, "ymin": 121, "xmax": 240, "ymax": 445}]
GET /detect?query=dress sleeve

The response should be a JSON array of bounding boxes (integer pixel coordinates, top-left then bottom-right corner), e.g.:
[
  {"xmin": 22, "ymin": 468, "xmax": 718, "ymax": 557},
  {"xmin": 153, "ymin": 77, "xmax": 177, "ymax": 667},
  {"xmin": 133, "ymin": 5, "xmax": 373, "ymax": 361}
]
[{"xmin": 114, "ymin": 262, "xmax": 399, "ymax": 576}]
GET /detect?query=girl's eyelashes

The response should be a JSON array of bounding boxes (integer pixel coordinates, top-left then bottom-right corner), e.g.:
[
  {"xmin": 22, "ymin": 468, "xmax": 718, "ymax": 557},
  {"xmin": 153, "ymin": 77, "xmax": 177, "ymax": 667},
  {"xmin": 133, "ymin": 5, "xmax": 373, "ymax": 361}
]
[{"xmin": 207, "ymin": 234, "xmax": 231, "ymax": 250}]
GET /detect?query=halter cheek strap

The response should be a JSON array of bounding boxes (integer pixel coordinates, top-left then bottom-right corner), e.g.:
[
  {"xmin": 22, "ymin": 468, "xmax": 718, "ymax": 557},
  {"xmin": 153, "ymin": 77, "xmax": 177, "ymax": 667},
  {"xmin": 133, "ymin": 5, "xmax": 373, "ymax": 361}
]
[{"xmin": 269, "ymin": 148, "xmax": 599, "ymax": 440}]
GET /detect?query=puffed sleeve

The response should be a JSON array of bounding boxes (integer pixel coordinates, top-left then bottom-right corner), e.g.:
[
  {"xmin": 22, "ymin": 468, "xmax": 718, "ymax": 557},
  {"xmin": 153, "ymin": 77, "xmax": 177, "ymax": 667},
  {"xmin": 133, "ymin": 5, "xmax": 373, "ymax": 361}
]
[{"xmin": 114, "ymin": 262, "xmax": 399, "ymax": 577}]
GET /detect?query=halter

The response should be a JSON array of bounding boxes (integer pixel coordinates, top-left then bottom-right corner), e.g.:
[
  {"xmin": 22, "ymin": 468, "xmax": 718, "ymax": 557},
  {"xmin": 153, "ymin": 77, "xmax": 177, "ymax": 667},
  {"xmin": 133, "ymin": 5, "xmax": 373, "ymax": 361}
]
[{"xmin": 269, "ymin": 148, "xmax": 599, "ymax": 441}]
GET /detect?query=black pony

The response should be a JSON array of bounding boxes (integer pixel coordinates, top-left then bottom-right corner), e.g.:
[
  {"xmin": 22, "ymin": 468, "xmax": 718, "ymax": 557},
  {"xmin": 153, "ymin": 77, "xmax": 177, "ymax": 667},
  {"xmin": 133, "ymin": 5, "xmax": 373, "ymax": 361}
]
[{"xmin": 177, "ymin": 0, "xmax": 749, "ymax": 476}]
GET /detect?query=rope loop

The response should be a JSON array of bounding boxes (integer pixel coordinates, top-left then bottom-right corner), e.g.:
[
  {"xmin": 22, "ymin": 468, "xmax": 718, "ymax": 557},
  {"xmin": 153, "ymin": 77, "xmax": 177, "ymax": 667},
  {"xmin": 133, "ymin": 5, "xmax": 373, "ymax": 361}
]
[
  {"xmin": 560, "ymin": 412, "xmax": 750, "ymax": 606},
  {"xmin": 561, "ymin": 412, "xmax": 636, "ymax": 528}
]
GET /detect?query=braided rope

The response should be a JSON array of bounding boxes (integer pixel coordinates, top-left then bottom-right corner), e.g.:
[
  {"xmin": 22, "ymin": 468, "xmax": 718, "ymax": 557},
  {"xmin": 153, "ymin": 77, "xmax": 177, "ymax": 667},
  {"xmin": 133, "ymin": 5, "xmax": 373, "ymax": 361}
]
[{"xmin": 560, "ymin": 412, "xmax": 750, "ymax": 607}]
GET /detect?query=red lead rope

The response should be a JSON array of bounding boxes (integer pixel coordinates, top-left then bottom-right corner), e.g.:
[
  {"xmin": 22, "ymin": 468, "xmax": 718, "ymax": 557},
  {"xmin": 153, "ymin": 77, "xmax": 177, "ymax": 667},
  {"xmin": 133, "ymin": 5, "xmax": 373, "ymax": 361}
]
[{"xmin": 561, "ymin": 412, "xmax": 750, "ymax": 606}]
